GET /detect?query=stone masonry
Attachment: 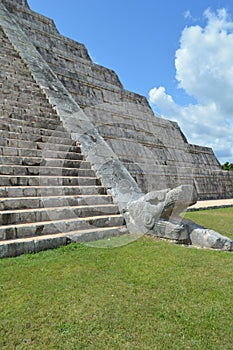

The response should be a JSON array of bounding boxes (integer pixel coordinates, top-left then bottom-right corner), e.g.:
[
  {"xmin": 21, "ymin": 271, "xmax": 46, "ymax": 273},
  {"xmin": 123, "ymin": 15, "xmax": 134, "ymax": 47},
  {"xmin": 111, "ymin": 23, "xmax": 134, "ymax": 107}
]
[
  {"xmin": 0, "ymin": 0, "xmax": 232, "ymax": 256},
  {"xmin": 2, "ymin": 0, "xmax": 233, "ymax": 200},
  {"xmin": 0, "ymin": 23, "xmax": 128, "ymax": 257}
]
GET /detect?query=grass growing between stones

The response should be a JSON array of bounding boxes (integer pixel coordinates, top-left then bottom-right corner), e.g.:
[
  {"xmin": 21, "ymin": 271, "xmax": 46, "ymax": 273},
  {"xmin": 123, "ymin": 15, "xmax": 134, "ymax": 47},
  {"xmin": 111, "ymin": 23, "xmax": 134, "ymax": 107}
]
[
  {"xmin": 185, "ymin": 206, "xmax": 233, "ymax": 240},
  {"xmin": 0, "ymin": 209, "xmax": 232, "ymax": 349}
]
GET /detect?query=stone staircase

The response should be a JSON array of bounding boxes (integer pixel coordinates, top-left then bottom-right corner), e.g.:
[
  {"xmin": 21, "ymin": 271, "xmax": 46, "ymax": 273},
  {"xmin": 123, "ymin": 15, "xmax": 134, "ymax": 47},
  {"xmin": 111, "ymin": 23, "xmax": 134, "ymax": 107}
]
[{"xmin": 0, "ymin": 27, "xmax": 127, "ymax": 257}]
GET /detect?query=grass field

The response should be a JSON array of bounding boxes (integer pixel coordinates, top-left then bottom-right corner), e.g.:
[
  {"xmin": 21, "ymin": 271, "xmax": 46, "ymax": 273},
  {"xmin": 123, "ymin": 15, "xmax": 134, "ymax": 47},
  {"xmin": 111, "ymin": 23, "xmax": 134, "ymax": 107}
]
[
  {"xmin": 185, "ymin": 206, "xmax": 233, "ymax": 241},
  {"xmin": 0, "ymin": 208, "xmax": 232, "ymax": 349}
]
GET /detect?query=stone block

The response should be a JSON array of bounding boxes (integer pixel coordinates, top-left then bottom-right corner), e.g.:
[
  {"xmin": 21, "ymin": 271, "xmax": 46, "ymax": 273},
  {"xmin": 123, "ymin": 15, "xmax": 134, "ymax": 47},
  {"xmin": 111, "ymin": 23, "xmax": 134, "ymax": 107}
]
[{"xmin": 189, "ymin": 226, "xmax": 232, "ymax": 251}]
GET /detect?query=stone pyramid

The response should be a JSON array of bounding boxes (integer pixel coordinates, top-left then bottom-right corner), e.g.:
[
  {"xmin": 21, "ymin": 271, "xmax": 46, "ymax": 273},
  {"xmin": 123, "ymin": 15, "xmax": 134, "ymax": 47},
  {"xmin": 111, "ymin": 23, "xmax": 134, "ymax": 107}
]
[{"xmin": 0, "ymin": 0, "xmax": 232, "ymax": 256}]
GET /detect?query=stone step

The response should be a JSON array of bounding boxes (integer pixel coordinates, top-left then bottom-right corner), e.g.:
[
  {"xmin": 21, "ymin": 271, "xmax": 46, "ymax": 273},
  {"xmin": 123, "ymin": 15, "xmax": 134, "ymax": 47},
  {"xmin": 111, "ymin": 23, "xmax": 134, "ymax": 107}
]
[
  {"xmin": 0, "ymin": 130, "xmax": 75, "ymax": 146},
  {"xmin": 0, "ymin": 137, "xmax": 80, "ymax": 153},
  {"xmin": 0, "ymin": 226, "xmax": 128, "ymax": 258},
  {"xmin": 0, "ymin": 73, "xmax": 39, "ymax": 89},
  {"xmin": 0, "ymin": 68, "xmax": 36, "ymax": 84},
  {"xmin": 0, "ymin": 146, "xmax": 83, "ymax": 160},
  {"xmin": 0, "ymin": 89, "xmax": 59, "ymax": 111},
  {"xmin": 0, "ymin": 164, "xmax": 95, "ymax": 177},
  {"xmin": 0, "ymin": 185, "xmax": 107, "ymax": 198},
  {"xmin": 0, "ymin": 203, "xmax": 120, "ymax": 226},
  {"xmin": 0, "ymin": 194, "xmax": 113, "ymax": 210},
  {"xmin": 0, "ymin": 75, "xmax": 36, "ymax": 89},
  {"xmin": 0, "ymin": 112, "xmax": 62, "ymax": 127},
  {"xmin": 0, "ymin": 43, "xmax": 20, "ymax": 55},
  {"xmin": 0, "ymin": 175, "xmax": 100, "ymax": 187},
  {"xmin": 0, "ymin": 54, "xmax": 35, "ymax": 71},
  {"xmin": 0, "ymin": 185, "xmax": 107, "ymax": 199},
  {"xmin": 0, "ymin": 214, "xmax": 125, "ymax": 240},
  {"xmin": 0, "ymin": 156, "xmax": 90, "ymax": 168},
  {"xmin": 0, "ymin": 102, "xmax": 57, "ymax": 119},
  {"xmin": 0, "ymin": 92, "xmax": 57, "ymax": 112},
  {"xmin": 0, "ymin": 76, "xmax": 56, "ymax": 107},
  {"xmin": 0, "ymin": 119, "xmax": 70, "ymax": 138},
  {"xmin": 0, "ymin": 67, "xmax": 38, "ymax": 86}
]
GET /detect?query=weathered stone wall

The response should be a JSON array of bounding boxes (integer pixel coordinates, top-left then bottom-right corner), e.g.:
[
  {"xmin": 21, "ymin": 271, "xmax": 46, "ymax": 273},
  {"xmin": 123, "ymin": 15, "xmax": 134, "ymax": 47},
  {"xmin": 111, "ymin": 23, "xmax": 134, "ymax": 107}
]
[
  {"xmin": 0, "ymin": 22, "xmax": 129, "ymax": 252},
  {"xmin": 2, "ymin": 0, "xmax": 233, "ymax": 199}
]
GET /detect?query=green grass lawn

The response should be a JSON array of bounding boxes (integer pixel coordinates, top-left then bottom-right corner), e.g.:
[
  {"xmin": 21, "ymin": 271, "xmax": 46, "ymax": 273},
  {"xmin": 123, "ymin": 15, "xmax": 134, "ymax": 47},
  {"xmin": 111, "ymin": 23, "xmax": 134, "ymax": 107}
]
[
  {"xmin": 0, "ymin": 208, "xmax": 233, "ymax": 349},
  {"xmin": 185, "ymin": 206, "xmax": 233, "ymax": 241}
]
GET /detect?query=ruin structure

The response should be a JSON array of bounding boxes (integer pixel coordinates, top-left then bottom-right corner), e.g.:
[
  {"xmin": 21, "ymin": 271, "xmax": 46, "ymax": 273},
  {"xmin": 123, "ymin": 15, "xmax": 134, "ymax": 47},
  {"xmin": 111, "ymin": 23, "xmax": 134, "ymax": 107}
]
[{"xmin": 0, "ymin": 0, "xmax": 232, "ymax": 257}]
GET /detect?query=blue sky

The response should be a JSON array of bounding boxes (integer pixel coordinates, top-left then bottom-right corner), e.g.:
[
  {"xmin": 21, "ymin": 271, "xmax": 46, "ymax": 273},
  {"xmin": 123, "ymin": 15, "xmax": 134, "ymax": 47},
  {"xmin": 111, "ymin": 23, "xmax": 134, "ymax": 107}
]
[{"xmin": 28, "ymin": 0, "xmax": 233, "ymax": 164}]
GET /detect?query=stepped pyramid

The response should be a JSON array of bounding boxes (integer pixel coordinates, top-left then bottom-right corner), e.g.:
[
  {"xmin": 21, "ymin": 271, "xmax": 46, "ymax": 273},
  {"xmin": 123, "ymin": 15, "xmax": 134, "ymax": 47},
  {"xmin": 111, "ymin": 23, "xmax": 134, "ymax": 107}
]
[
  {"xmin": 0, "ymin": 0, "xmax": 232, "ymax": 256},
  {"xmin": 0, "ymin": 11, "xmax": 127, "ymax": 257}
]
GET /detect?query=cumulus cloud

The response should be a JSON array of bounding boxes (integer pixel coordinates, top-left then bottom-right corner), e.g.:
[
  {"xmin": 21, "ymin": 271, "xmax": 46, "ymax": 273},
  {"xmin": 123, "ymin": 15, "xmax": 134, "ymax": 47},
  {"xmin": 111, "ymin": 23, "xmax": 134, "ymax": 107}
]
[{"xmin": 149, "ymin": 8, "xmax": 233, "ymax": 163}]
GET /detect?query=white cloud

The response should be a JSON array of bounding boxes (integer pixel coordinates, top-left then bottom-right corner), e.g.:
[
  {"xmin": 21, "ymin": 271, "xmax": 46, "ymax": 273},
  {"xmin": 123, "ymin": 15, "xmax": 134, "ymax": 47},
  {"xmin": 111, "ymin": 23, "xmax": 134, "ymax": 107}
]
[
  {"xmin": 149, "ymin": 8, "xmax": 233, "ymax": 164},
  {"xmin": 184, "ymin": 10, "xmax": 192, "ymax": 20}
]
